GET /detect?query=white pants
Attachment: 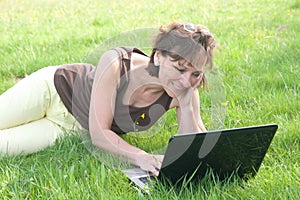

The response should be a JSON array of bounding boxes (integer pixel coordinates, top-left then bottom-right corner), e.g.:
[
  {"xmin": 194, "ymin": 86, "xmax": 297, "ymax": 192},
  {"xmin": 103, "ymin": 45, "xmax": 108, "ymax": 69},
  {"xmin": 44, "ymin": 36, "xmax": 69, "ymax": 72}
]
[{"xmin": 0, "ymin": 66, "xmax": 81, "ymax": 156}]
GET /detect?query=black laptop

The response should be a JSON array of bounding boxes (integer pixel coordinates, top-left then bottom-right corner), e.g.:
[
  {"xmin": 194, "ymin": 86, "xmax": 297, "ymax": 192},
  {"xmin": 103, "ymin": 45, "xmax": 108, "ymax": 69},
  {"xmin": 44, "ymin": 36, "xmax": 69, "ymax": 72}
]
[{"xmin": 122, "ymin": 124, "xmax": 278, "ymax": 190}]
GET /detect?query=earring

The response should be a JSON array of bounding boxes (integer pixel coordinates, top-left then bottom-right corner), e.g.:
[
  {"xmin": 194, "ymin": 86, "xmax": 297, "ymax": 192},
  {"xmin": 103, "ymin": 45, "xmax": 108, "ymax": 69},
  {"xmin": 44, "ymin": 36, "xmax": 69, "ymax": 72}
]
[{"xmin": 154, "ymin": 62, "xmax": 159, "ymax": 66}]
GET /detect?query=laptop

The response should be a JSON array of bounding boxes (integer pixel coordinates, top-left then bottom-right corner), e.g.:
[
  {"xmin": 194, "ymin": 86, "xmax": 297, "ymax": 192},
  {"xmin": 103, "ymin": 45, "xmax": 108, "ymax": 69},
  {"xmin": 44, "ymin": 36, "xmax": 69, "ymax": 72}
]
[{"xmin": 122, "ymin": 124, "xmax": 278, "ymax": 190}]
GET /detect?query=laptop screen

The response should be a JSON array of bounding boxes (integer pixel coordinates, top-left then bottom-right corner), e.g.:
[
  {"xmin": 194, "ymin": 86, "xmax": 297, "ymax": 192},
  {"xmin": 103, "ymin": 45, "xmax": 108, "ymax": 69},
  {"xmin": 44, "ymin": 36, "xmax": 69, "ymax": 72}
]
[{"xmin": 160, "ymin": 124, "xmax": 278, "ymax": 183}]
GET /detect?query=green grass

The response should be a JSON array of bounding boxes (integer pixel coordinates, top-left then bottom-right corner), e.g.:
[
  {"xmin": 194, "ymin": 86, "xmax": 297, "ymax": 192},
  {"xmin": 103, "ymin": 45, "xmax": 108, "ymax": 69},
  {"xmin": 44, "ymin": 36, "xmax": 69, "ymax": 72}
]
[{"xmin": 0, "ymin": 0, "xmax": 299, "ymax": 199}]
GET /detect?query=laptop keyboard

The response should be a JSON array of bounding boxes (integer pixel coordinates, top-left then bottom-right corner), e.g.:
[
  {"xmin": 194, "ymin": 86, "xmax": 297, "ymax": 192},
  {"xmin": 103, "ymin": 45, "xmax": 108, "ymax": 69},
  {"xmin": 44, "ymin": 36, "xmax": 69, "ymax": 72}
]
[{"xmin": 139, "ymin": 176, "xmax": 156, "ymax": 184}]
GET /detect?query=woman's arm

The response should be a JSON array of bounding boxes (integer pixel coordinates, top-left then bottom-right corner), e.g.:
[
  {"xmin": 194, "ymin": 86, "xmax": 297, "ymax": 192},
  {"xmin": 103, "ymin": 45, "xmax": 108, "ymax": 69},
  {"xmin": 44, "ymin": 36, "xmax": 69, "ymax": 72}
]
[
  {"xmin": 89, "ymin": 50, "xmax": 162, "ymax": 175},
  {"xmin": 176, "ymin": 89, "xmax": 207, "ymax": 134}
]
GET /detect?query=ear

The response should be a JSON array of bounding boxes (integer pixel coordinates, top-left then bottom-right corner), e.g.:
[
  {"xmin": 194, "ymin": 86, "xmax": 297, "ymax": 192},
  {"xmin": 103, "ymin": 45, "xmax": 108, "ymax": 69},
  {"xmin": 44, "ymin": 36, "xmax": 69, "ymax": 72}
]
[{"xmin": 153, "ymin": 51, "xmax": 161, "ymax": 66}]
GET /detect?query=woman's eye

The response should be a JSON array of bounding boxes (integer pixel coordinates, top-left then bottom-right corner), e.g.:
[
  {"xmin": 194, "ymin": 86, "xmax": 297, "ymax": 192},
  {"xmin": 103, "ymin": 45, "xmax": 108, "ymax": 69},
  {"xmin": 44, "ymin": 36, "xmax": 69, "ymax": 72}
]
[
  {"xmin": 192, "ymin": 73, "xmax": 200, "ymax": 77},
  {"xmin": 175, "ymin": 67, "xmax": 185, "ymax": 73},
  {"xmin": 192, "ymin": 72, "xmax": 204, "ymax": 78}
]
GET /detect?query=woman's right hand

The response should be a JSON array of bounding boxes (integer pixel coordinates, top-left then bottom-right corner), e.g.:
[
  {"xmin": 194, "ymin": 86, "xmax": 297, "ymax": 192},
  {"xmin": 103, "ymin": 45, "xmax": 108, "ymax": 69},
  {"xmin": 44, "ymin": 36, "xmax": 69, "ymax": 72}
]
[{"xmin": 136, "ymin": 152, "xmax": 164, "ymax": 176}]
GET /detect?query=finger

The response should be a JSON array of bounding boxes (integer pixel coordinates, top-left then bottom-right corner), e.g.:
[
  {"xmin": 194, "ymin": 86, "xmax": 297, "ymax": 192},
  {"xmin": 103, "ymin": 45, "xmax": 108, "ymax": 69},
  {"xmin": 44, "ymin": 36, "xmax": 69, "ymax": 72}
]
[
  {"xmin": 159, "ymin": 155, "xmax": 164, "ymax": 162},
  {"xmin": 157, "ymin": 159, "xmax": 162, "ymax": 169},
  {"xmin": 192, "ymin": 77, "xmax": 202, "ymax": 90},
  {"xmin": 149, "ymin": 168, "xmax": 159, "ymax": 176},
  {"xmin": 152, "ymin": 155, "xmax": 163, "ymax": 169}
]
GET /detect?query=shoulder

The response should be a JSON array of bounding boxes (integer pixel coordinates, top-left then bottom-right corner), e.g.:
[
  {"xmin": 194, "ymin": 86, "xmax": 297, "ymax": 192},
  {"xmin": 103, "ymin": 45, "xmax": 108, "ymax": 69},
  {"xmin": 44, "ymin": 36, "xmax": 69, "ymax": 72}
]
[
  {"xmin": 92, "ymin": 48, "xmax": 131, "ymax": 93},
  {"xmin": 95, "ymin": 50, "xmax": 121, "ymax": 76},
  {"xmin": 98, "ymin": 49, "xmax": 121, "ymax": 66}
]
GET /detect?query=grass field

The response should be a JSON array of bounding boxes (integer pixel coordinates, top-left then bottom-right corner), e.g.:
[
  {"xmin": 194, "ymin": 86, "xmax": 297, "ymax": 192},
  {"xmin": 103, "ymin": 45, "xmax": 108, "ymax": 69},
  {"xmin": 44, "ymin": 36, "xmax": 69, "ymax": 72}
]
[{"xmin": 0, "ymin": 0, "xmax": 299, "ymax": 199}]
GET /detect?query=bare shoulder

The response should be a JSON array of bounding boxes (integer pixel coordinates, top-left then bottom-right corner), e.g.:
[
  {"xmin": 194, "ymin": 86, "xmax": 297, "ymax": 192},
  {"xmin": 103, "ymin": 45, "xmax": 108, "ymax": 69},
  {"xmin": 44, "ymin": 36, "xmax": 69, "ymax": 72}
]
[
  {"xmin": 92, "ymin": 49, "xmax": 123, "ymax": 88},
  {"xmin": 95, "ymin": 50, "xmax": 121, "ymax": 74}
]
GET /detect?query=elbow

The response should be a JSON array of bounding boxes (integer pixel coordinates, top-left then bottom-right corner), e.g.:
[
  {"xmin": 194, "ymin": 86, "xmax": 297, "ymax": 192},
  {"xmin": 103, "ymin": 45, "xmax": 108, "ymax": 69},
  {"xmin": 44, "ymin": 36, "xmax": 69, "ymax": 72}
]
[
  {"xmin": 88, "ymin": 127, "xmax": 110, "ymax": 150},
  {"xmin": 90, "ymin": 136, "xmax": 98, "ymax": 147},
  {"xmin": 88, "ymin": 126, "xmax": 101, "ymax": 148},
  {"xmin": 89, "ymin": 133, "xmax": 106, "ymax": 151}
]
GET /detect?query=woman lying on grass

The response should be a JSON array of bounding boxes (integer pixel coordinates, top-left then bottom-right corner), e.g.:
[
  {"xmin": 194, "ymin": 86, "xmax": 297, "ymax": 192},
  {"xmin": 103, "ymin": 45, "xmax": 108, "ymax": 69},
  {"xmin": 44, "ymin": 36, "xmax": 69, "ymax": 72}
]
[{"xmin": 0, "ymin": 22, "xmax": 215, "ymax": 176}]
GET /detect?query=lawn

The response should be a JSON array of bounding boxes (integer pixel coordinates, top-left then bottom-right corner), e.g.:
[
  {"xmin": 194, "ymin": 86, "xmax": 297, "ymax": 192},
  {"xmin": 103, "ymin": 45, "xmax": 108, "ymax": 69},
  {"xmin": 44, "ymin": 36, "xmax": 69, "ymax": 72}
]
[{"xmin": 0, "ymin": 0, "xmax": 299, "ymax": 199}]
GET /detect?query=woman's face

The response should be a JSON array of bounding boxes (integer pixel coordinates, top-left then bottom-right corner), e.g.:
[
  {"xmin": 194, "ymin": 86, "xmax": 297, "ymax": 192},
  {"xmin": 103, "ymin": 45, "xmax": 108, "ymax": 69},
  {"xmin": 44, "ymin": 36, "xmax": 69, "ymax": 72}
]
[{"xmin": 155, "ymin": 51, "xmax": 206, "ymax": 97}]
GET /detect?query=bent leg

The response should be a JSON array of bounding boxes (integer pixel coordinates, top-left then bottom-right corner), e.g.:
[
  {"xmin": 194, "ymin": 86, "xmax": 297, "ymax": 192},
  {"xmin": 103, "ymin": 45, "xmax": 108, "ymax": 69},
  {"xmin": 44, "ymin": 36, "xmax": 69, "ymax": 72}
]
[
  {"xmin": 0, "ymin": 66, "xmax": 58, "ymax": 130},
  {"xmin": 0, "ymin": 66, "xmax": 82, "ymax": 157},
  {"xmin": 0, "ymin": 118, "xmax": 64, "ymax": 156}
]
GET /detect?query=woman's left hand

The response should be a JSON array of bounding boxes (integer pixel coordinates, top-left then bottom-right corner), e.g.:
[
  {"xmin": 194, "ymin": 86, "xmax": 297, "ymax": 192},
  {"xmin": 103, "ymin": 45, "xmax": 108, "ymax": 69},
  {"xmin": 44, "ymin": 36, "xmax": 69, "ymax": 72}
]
[{"xmin": 176, "ymin": 77, "xmax": 202, "ymax": 109}]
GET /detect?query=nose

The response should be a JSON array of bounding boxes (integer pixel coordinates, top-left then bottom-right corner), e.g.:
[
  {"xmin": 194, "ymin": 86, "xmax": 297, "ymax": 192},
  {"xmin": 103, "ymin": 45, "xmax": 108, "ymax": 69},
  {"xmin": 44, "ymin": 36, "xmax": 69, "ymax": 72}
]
[{"xmin": 179, "ymin": 73, "xmax": 192, "ymax": 88}]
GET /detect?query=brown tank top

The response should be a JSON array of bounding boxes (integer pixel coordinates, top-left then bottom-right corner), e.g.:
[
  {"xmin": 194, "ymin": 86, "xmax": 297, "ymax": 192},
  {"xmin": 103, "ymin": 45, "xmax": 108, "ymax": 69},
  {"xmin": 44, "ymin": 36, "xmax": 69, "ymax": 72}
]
[{"xmin": 54, "ymin": 46, "xmax": 173, "ymax": 134}]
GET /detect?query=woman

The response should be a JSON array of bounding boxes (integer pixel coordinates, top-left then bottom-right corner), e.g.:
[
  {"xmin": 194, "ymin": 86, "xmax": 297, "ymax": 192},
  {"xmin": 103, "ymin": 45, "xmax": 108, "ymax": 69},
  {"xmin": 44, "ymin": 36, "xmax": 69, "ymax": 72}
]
[{"xmin": 0, "ymin": 22, "xmax": 215, "ymax": 176}]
